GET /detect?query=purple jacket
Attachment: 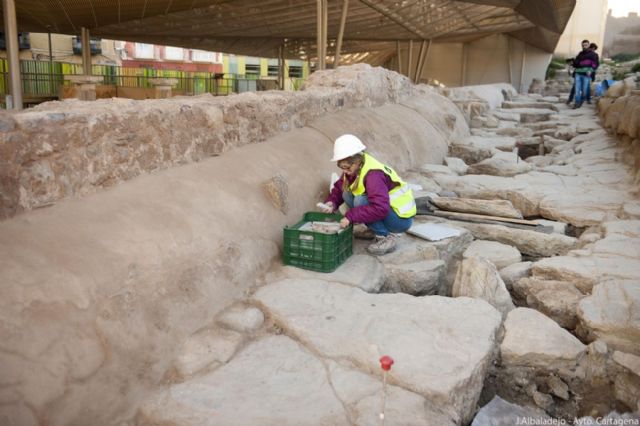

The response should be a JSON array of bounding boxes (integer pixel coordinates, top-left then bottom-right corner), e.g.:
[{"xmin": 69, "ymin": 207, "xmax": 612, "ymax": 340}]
[
  {"xmin": 573, "ymin": 50, "xmax": 599, "ymax": 73},
  {"xmin": 325, "ymin": 170, "xmax": 398, "ymax": 224}
]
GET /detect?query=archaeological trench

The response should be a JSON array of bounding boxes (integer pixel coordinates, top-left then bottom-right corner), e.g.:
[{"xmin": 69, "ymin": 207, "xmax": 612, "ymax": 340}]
[{"xmin": 1, "ymin": 64, "xmax": 640, "ymax": 425}]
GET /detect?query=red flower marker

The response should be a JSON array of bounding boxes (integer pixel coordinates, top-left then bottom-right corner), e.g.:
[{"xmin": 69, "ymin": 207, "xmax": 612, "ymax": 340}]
[
  {"xmin": 378, "ymin": 355, "xmax": 394, "ymax": 424},
  {"xmin": 379, "ymin": 355, "xmax": 394, "ymax": 371}
]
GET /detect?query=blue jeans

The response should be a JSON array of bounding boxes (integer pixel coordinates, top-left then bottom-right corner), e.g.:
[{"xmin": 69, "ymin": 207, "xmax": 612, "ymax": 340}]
[
  {"xmin": 343, "ymin": 192, "xmax": 413, "ymax": 237},
  {"xmin": 574, "ymin": 73, "xmax": 590, "ymax": 105}
]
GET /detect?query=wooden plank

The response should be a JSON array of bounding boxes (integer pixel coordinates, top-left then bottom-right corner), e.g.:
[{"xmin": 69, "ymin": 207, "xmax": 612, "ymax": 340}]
[
  {"xmin": 430, "ymin": 196, "xmax": 523, "ymax": 219},
  {"xmin": 429, "ymin": 209, "xmax": 540, "ymax": 226}
]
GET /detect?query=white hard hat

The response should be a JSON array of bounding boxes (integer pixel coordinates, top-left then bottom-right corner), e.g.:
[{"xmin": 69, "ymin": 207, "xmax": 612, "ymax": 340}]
[{"xmin": 331, "ymin": 134, "xmax": 366, "ymax": 162}]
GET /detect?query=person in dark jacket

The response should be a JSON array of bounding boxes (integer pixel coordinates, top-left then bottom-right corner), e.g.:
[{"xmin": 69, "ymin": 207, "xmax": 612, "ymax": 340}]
[
  {"xmin": 572, "ymin": 40, "xmax": 599, "ymax": 108},
  {"xmin": 586, "ymin": 43, "xmax": 599, "ymax": 104}
]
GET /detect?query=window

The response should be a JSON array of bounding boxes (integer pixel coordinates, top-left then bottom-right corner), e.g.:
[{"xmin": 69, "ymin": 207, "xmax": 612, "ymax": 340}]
[
  {"xmin": 267, "ymin": 65, "xmax": 279, "ymax": 77},
  {"xmin": 134, "ymin": 43, "xmax": 154, "ymax": 59},
  {"xmin": 165, "ymin": 46, "xmax": 184, "ymax": 61},
  {"xmin": 191, "ymin": 49, "xmax": 215, "ymax": 62},
  {"xmin": 288, "ymin": 65, "xmax": 303, "ymax": 78},
  {"xmin": 245, "ymin": 64, "xmax": 260, "ymax": 77}
]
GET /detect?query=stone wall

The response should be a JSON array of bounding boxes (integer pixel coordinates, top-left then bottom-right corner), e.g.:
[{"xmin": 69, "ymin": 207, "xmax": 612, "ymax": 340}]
[
  {"xmin": 597, "ymin": 79, "xmax": 640, "ymax": 182},
  {"xmin": 0, "ymin": 64, "xmax": 467, "ymax": 220},
  {"xmin": 0, "ymin": 65, "xmax": 471, "ymax": 425}
]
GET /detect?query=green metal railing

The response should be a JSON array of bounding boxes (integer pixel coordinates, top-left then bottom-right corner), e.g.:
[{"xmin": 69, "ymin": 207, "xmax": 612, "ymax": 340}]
[{"xmin": 0, "ymin": 59, "xmax": 304, "ymax": 104}]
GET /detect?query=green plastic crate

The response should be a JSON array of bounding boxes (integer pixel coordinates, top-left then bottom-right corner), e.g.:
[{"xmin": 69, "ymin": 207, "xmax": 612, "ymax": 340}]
[{"xmin": 283, "ymin": 212, "xmax": 353, "ymax": 273}]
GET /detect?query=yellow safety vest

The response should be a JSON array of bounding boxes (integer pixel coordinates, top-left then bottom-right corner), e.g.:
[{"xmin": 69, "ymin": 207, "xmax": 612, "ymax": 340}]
[{"xmin": 344, "ymin": 153, "xmax": 416, "ymax": 218}]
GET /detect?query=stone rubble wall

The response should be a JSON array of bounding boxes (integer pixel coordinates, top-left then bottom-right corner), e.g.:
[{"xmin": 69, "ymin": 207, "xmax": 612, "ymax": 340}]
[
  {"xmin": 597, "ymin": 82, "xmax": 640, "ymax": 182},
  {"xmin": 0, "ymin": 65, "xmax": 475, "ymax": 425},
  {"xmin": 0, "ymin": 64, "xmax": 467, "ymax": 221}
]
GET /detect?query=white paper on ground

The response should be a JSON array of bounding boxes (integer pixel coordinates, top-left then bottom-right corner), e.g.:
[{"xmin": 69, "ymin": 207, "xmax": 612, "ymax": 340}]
[{"xmin": 407, "ymin": 223, "xmax": 462, "ymax": 241}]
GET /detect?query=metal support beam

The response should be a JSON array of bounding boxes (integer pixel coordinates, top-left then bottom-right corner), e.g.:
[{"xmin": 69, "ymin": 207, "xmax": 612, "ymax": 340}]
[
  {"xmin": 278, "ymin": 45, "xmax": 284, "ymax": 90},
  {"xmin": 520, "ymin": 41, "xmax": 526, "ymax": 93},
  {"xmin": 3, "ymin": 0, "xmax": 23, "ymax": 109},
  {"xmin": 461, "ymin": 42, "xmax": 469, "ymax": 86},
  {"xmin": 417, "ymin": 39, "xmax": 432, "ymax": 83},
  {"xmin": 358, "ymin": 0, "xmax": 429, "ymax": 39},
  {"xmin": 322, "ymin": 0, "xmax": 328, "ymax": 69},
  {"xmin": 414, "ymin": 40, "xmax": 427, "ymax": 83},
  {"xmin": 396, "ymin": 40, "xmax": 402, "ymax": 74},
  {"xmin": 48, "ymin": 32, "xmax": 54, "ymax": 95},
  {"xmin": 334, "ymin": 0, "xmax": 349, "ymax": 68},
  {"xmin": 81, "ymin": 27, "xmax": 92, "ymax": 75},
  {"xmin": 507, "ymin": 36, "xmax": 512, "ymax": 84},
  {"xmin": 407, "ymin": 40, "xmax": 413, "ymax": 79},
  {"xmin": 316, "ymin": 0, "xmax": 323, "ymax": 70}
]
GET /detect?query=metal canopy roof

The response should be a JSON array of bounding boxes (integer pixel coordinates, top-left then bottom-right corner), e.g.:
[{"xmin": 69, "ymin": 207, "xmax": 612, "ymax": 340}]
[{"xmin": 2, "ymin": 0, "xmax": 575, "ymax": 62}]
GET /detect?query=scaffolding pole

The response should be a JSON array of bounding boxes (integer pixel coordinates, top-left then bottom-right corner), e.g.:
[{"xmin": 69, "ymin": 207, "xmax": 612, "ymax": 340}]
[
  {"xmin": 520, "ymin": 42, "xmax": 527, "ymax": 93},
  {"xmin": 417, "ymin": 39, "xmax": 432, "ymax": 83},
  {"xmin": 334, "ymin": 0, "xmax": 349, "ymax": 68},
  {"xmin": 461, "ymin": 42, "xmax": 468, "ymax": 86},
  {"xmin": 48, "ymin": 32, "xmax": 54, "ymax": 95},
  {"xmin": 322, "ymin": 0, "xmax": 328, "ymax": 69},
  {"xmin": 81, "ymin": 27, "xmax": 92, "ymax": 75},
  {"xmin": 407, "ymin": 40, "xmax": 413, "ymax": 79},
  {"xmin": 396, "ymin": 40, "xmax": 402, "ymax": 74},
  {"xmin": 3, "ymin": 0, "xmax": 23, "ymax": 109},
  {"xmin": 414, "ymin": 40, "xmax": 427, "ymax": 83},
  {"xmin": 316, "ymin": 0, "xmax": 324, "ymax": 70}
]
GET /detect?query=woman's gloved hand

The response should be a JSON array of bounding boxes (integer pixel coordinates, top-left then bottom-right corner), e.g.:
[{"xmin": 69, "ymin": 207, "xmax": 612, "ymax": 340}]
[{"xmin": 317, "ymin": 201, "xmax": 334, "ymax": 214}]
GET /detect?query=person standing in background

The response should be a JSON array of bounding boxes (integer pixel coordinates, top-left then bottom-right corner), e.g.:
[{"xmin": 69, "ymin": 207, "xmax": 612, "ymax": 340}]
[
  {"xmin": 572, "ymin": 40, "xmax": 599, "ymax": 109},
  {"xmin": 585, "ymin": 43, "xmax": 599, "ymax": 104}
]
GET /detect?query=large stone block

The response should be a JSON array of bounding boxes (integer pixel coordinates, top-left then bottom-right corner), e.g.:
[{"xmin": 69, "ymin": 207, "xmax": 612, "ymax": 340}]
[{"xmin": 253, "ymin": 279, "xmax": 502, "ymax": 423}]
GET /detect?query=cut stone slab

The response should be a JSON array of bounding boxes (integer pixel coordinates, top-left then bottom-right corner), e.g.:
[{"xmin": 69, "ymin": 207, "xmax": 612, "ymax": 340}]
[
  {"xmin": 577, "ymin": 280, "xmax": 640, "ymax": 356},
  {"xmin": 383, "ymin": 259, "xmax": 446, "ymax": 295},
  {"xmin": 452, "ymin": 257, "xmax": 515, "ymax": 318},
  {"xmin": 499, "ymin": 261, "xmax": 532, "ymax": 291},
  {"xmin": 450, "ymin": 135, "xmax": 516, "ymax": 163},
  {"xmin": 471, "ymin": 395, "xmax": 550, "ymax": 426},
  {"xmin": 216, "ymin": 304, "xmax": 264, "ymax": 333},
  {"xmin": 468, "ymin": 151, "xmax": 532, "ymax": 177},
  {"xmin": 536, "ymin": 218, "xmax": 567, "ymax": 235},
  {"xmin": 602, "ymin": 220, "xmax": 640, "ymax": 239},
  {"xmin": 378, "ymin": 229, "xmax": 472, "ymax": 266},
  {"xmin": 430, "ymin": 196, "xmax": 523, "ymax": 219},
  {"xmin": 449, "ymin": 144, "xmax": 496, "ymax": 165},
  {"xmin": 500, "ymin": 108, "xmax": 556, "ymax": 123},
  {"xmin": 463, "ymin": 240, "xmax": 521, "ymax": 269},
  {"xmin": 491, "ymin": 110, "xmax": 520, "ymax": 122},
  {"xmin": 547, "ymin": 376, "xmax": 570, "ymax": 400},
  {"xmin": 172, "ymin": 328, "xmax": 244, "ymax": 379},
  {"xmin": 511, "ymin": 278, "xmax": 584, "ymax": 329},
  {"xmin": 446, "ymin": 220, "xmax": 578, "ymax": 258},
  {"xmin": 138, "ymin": 336, "xmax": 348, "ymax": 425},
  {"xmin": 253, "ymin": 279, "xmax": 502, "ymax": 423},
  {"xmin": 268, "ymin": 254, "xmax": 384, "ymax": 293},
  {"xmin": 444, "ymin": 157, "xmax": 469, "ymax": 175},
  {"xmin": 327, "ymin": 360, "xmax": 457, "ymax": 425},
  {"xmin": 495, "ymin": 126, "xmax": 533, "ymax": 137},
  {"xmin": 501, "ymin": 308, "xmax": 586, "ymax": 370},
  {"xmin": 613, "ymin": 351, "xmax": 640, "ymax": 377},
  {"xmin": 532, "ymin": 255, "xmax": 640, "ymax": 293},
  {"xmin": 501, "ymin": 101, "xmax": 558, "ymax": 112},
  {"xmin": 622, "ymin": 201, "xmax": 640, "ymax": 220},
  {"xmin": 539, "ymin": 190, "xmax": 628, "ymax": 227},
  {"xmin": 417, "ymin": 164, "xmax": 455, "ymax": 178}
]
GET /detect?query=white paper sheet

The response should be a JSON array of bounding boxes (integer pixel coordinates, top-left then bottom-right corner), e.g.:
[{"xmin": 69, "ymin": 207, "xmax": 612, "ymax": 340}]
[{"xmin": 407, "ymin": 223, "xmax": 462, "ymax": 241}]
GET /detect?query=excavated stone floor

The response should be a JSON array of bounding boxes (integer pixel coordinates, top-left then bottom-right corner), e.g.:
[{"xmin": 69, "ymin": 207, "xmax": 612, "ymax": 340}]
[{"xmin": 135, "ymin": 95, "xmax": 640, "ymax": 425}]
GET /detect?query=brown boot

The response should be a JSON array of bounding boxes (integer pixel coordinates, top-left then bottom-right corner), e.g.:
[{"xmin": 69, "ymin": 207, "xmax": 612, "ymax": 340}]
[
  {"xmin": 353, "ymin": 225, "xmax": 375, "ymax": 240},
  {"xmin": 367, "ymin": 234, "xmax": 397, "ymax": 256}
]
